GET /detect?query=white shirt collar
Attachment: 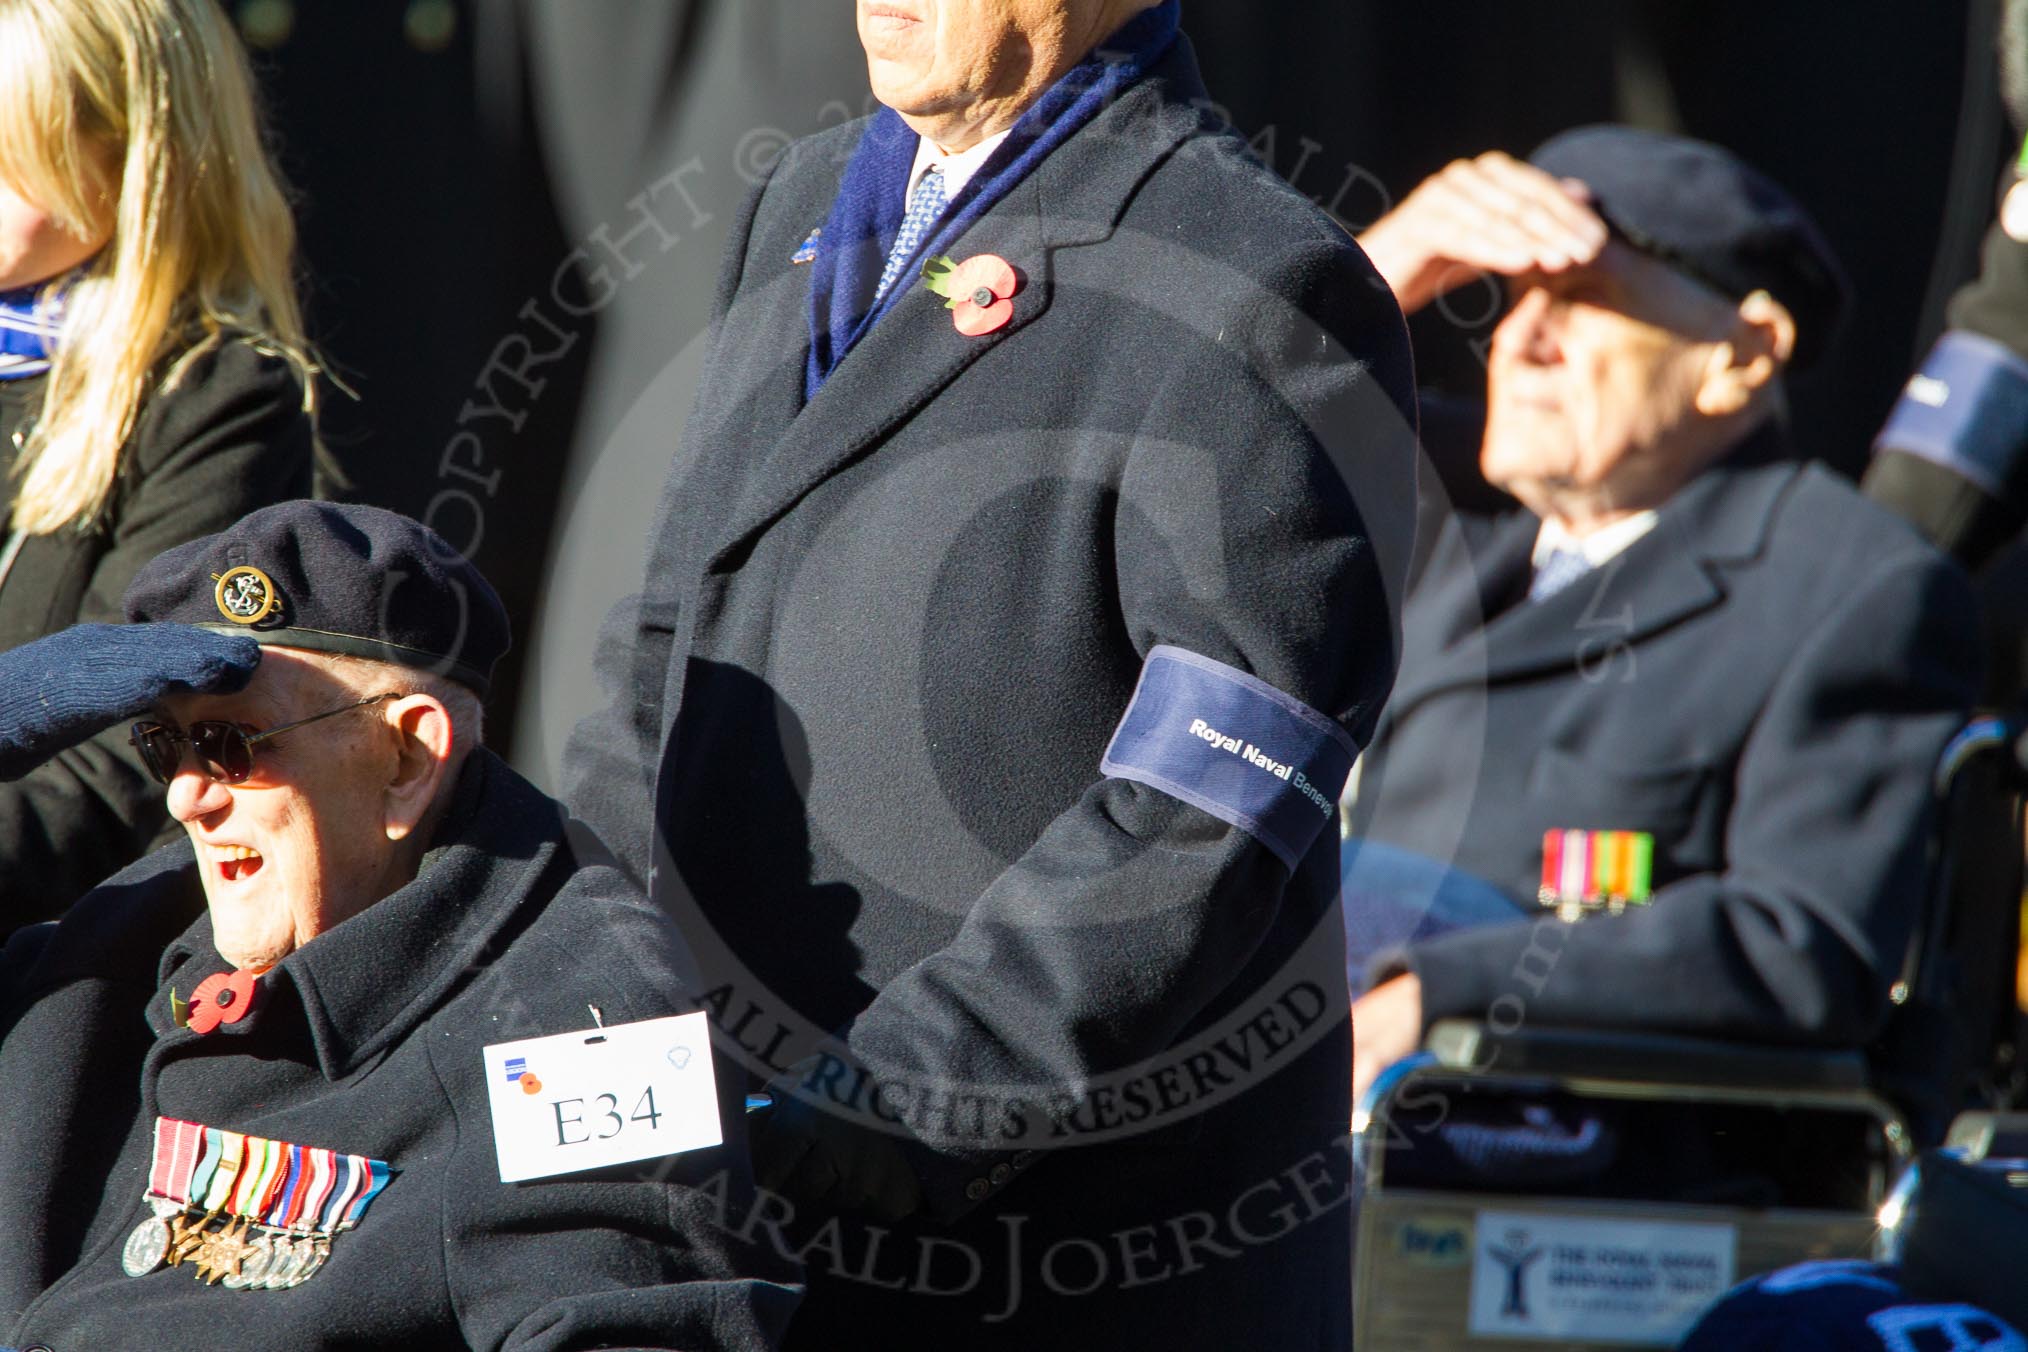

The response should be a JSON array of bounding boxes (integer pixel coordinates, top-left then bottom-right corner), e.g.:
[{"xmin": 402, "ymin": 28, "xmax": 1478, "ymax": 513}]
[
  {"xmin": 1532, "ymin": 510, "xmax": 1660, "ymax": 570},
  {"xmin": 906, "ymin": 129, "xmax": 1014, "ymax": 211}
]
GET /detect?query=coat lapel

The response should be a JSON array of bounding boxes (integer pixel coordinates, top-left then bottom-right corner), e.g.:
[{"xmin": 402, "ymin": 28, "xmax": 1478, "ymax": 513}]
[
  {"xmin": 710, "ymin": 173, "xmax": 1056, "ymax": 569},
  {"xmin": 1388, "ymin": 452, "xmax": 1802, "ymax": 711},
  {"xmin": 704, "ymin": 40, "xmax": 1212, "ymax": 572},
  {"xmin": 1386, "ymin": 509, "xmax": 1533, "ymax": 710}
]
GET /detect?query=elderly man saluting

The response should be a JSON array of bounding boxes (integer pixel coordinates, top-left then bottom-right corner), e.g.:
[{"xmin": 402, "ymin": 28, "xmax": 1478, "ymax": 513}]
[
  {"xmin": 0, "ymin": 502, "xmax": 793, "ymax": 1349},
  {"xmin": 1345, "ymin": 129, "xmax": 1983, "ymax": 1102},
  {"xmin": 564, "ymin": 0, "xmax": 1416, "ymax": 1347}
]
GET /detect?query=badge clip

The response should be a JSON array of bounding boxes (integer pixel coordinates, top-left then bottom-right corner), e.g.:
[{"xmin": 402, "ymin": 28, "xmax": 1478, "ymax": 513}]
[{"xmin": 585, "ymin": 1004, "xmax": 607, "ymax": 1045}]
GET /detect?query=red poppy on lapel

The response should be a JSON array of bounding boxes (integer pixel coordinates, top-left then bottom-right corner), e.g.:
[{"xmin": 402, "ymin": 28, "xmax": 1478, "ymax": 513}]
[
  {"xmin": 923, "ymin": 254, "xmax": 1020, "ymax": 336},
  {"xmin": 185, "ymin": 969, "xmax": 259, "ymax": 1035}
]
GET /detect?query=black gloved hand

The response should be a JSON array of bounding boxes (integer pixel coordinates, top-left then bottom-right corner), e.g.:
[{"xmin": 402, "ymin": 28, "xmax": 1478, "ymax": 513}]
[
  {"xmin": 0, "ymin": 623, "xmax": 261, "ymax": 781},
  {"xmin": 750, "ymin": 1063, "xmax": 925, "ymax": 1224}
]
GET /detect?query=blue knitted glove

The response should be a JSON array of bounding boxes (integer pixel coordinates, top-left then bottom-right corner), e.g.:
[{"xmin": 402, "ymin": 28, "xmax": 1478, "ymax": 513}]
[{"xmin": 0, "ymin": 623, "xmax": 261, "ymax": 782}]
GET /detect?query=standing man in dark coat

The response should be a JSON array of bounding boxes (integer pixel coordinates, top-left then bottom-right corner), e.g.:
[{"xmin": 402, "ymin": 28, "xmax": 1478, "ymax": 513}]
[
  {"xmin": 0, "ymin": 502, "xmax": 794, "ymax": 1350},
  {"xmin": 562, "ymin": 0, "xmax": 1418, "ymax": 1344}
]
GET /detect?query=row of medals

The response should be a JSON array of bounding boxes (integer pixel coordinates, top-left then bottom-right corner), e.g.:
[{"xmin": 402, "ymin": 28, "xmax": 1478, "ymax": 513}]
[{"xmin": 122, "ymin": 1196, "xmax": 332, "ymax": 1288}]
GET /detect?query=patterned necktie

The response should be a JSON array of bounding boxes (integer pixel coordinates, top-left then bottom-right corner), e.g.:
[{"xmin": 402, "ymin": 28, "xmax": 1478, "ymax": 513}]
[
  {"xmin": 1528, "ymin": 547, "xmax": 1593, "ymax": 603},
  {"xmin": 875, "ymin": 166, "xmax": 948, "ymax": 304}
]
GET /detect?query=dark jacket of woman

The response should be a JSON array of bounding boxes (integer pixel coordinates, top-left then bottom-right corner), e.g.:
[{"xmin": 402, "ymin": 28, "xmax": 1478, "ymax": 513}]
[{"xmin": 0, "ymin": 336, "xmax": 312, "ymax": 926}]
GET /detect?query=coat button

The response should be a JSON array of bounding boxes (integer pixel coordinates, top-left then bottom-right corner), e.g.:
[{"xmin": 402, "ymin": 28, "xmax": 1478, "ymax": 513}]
[
  {"xmin": 23, "ymin": 1343, "xmax": 52, "ymax": 1352},
  {"xmin": 1012, "ymin": 1150, "xmax": 1036, "ymax": 1169},
  {"xmin": 990, "ymin": 1163, "xmax": 1012, "ymax": 1185},
  {"xmin": 964, "ymin": 1178, "xmax": 989, "ymax": 1202}
]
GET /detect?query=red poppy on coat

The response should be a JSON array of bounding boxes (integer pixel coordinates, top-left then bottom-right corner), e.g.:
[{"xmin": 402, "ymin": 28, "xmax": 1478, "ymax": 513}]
[
  {"xmin": 185, "ymin": 969, "xmax": 259, "ymax": 1035},
  {"xmin": 946, "ymin": 254, "xmax": 1019, "ymax": 336}
]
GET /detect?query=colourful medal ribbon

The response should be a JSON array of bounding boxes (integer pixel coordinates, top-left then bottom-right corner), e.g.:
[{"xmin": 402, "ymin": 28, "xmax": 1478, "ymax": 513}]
[
  {"xmin": 254, "ymin": 1138, "xmax": 294, "ymax": 1222},
  {"xmin": 273, "ymin": 1144, "xmax": 310, "ymax": 1229},
  {"xmin": 185, "ymin": 1127, "xmax": 223, "ymax": 1208},
  {"xmin": 341, "ymin": 1158, "xmax": 395, "ymax": 1229},
  {"xmin": 1540, "ymin": 829, "xmax": 1658, "ymax": 914},
  {"xmin": 148, "ymin": 1118, "xmax": 173, "ymax": 1199},
  {"xmin": 317, "ymin": 1154, "xmax": 360, "ymax": 1233},
  {"xmin": 199, "ymin": 1129, "xmax": 247, "ymax": 1214},
  {"xmin": 149, "ymin": 1117, "xmax": 204, "ymax": 1204},
  {"xmin": 226, "ymin": 1135, "xmax": 267, "ymax": 1218},
  {"xmin": 1596, "ymin": 830, "xmax": 1623, "ymax": 901},
  {"xmin": 239, "ymin": 1136, "xmax": 286, "ymax": 1220},
  {"xmin": 297, "ymin": 1147, "xmax": 337, "ymax": 1232},
  {"xmin": 242, "ymin": 1137, "xmax": 275, "ymax": 1220},
  {"xmin": 1560, "ymin": 829, "xmax": 1588, "ymax": 903},
  {"xmin": 1539, "ymin": 830, "xmax": 1564, "ymax": 903}
]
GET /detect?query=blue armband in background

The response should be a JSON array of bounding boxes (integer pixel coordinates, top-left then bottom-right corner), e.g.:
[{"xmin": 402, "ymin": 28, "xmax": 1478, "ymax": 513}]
[
  {"xmin": 1875, "ymin": 330, "xmax": 2028, "ymax": 500},
  {"xmin": 1099, "ymin": 645, "xmax": 1357, "ymax": 869}
]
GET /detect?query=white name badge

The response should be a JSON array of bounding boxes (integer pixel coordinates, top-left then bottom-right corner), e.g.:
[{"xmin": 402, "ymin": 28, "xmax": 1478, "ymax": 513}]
[{"xmin": 481, "ymin": 1011, "xmax": 723, "ymax": 1183}]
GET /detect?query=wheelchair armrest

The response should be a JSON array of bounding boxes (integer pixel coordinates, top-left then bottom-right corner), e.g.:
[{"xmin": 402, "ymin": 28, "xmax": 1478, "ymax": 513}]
[
  {"xmin": 1425, "ymin": 1018, "xmax": 1872, "ymax": 1094},
  {"xmin": 1943, "ymin": 1111, "xmax": 2028, "ymax": 1160}
]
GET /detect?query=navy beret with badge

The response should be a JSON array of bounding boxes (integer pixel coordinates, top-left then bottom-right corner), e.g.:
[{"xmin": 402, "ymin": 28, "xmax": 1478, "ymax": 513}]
[
  {"xmin": 1531, "ymin": 124, "xmax": 1852, "ymax": 368},
  {"xmin": 122, "ymin": 499, "xmax": 511, "ymax": 696}
]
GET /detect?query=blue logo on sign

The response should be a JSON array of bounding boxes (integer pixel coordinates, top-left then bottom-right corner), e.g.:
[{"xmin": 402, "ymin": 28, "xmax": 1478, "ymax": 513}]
[
  {"xmin": 505, "ymin": 1056, "xmax": 527, "ymax": 1082},
  {"xmin": 1488, "ymin": 1230, "xmax": 1546, "ymax": 1319}
]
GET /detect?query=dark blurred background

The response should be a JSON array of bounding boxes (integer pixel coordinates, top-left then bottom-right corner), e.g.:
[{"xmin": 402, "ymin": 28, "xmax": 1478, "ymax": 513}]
[{"xmin": 235, "ymin": 0, "xmax": 1992, "ymax": 779}]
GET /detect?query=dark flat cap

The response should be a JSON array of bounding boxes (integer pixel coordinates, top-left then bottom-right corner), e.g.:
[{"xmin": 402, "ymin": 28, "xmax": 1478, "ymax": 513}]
[
  {"xmin": 1532, "ymin": 125, "xmax": 1851, "ymax": 368},
  {"xmin": 123, "ymin": 500, "xmax": 510, "ymax": 696}
]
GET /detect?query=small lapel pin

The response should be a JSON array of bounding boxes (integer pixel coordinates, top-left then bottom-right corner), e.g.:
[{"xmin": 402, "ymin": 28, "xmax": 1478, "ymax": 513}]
[
  {"xmin": 791, "ymin": 227, "xmax": 821, "ymax": 266},
  {"xmin": 923, "ymin": 254, "xmax": 1020, "ymax": 336}
]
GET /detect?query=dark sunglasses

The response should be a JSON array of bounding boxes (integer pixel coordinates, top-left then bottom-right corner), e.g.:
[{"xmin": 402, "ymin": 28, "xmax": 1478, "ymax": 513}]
[{"xmin": 128, "ymin": 692, "xmax": 400, "ymax": 787}]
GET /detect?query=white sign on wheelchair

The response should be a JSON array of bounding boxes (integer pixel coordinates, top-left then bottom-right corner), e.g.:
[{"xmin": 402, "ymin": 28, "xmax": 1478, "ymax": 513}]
[{"xmin": 1466, "ymin": 1210, "xmax": 1736, "ymax": 1346}]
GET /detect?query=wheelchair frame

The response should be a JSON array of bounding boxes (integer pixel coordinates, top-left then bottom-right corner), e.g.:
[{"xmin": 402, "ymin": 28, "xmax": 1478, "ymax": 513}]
[{"xmin": 1350, "ymin": 714, "xmax": 2028, "ymax": 1349}]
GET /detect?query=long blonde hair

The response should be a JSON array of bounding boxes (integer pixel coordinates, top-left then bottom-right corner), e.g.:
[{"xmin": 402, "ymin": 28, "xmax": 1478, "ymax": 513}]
[{"xmin": 0, "ymin": 0, "xmax": 312, "ymax": 535}]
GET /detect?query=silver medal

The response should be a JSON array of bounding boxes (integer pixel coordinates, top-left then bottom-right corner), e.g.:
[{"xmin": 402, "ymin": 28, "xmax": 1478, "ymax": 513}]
[
  {"xmin": 226, "ymin": 1233, "xmax": 275, "ymax": 1289},
  {"xmin": 120, "ymin": 1215, "xmax": 171, "ymax": 1277},
  {"xmin": 285, "ymin": 1236, "xmax": 329, "ymax": 1287},
  {"xmin": 262, "ymin": 1235, "xmax": 304, "ymax": 1290}
]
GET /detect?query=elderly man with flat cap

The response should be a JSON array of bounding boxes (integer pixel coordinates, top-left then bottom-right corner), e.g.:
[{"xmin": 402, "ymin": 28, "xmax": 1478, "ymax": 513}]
[
  {"xmin": 562, "ymin": 0, "xmax": 1417, "ymax": 1345},
  {"xmin": 1343, "ymin": 127, "xmax": 1983, "ymax": 1101},
  {"xmin": 0, "ymin": 502, "xmax": 794, "ymax": 1349}
]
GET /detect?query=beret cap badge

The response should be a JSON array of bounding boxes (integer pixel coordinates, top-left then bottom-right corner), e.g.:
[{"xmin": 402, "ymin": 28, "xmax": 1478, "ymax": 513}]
[
  {"xmin": 210, "ymin": 566, "xmax": 280, "ymax": 626},
  {"xmin": 129, "ymin": 501, "xmax": 512, "ymax": 697}
]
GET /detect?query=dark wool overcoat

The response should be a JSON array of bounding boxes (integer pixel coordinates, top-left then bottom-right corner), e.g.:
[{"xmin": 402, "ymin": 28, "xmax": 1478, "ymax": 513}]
[
  {"xmin": 0, "ymin": 750, "xmax": 797, "ymax": 1350},
  {"xmin": 1350, "ymin": 438, "xmax": 1983, "ymax": 1045},
  {"xmin": 0, "ymin": 338, "xmax": 311, "ymax": 925},
  {"xmin": 564, "ymin": 31, "xmax": 1418, "ymax": 1350}
]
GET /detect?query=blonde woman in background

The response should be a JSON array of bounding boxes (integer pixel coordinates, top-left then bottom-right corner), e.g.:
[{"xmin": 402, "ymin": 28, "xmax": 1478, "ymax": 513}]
[{"xmin": 0, "ymin": 0, "xmax": 313, "ymax": 923}]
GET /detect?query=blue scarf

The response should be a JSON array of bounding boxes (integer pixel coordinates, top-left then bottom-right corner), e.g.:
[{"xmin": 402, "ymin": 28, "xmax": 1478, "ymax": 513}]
[
  {"xmin": 804, "ymin": 0, "xmax": 1182, "ymax": 398},
  {"xmin": 0, "ymin": 275, "xmax": 70, "ymax": 381}
]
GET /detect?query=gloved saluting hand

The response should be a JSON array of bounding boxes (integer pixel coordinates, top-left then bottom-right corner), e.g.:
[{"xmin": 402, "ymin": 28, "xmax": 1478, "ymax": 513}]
[{"xmin": 0, "ymin": 622, "xmax": 261, "ymax": 782}]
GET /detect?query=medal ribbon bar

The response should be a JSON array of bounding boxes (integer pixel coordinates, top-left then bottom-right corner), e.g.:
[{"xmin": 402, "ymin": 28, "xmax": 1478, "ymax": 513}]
[
  {"xmin": 1538, "ymin": 828, "xmax": 1656, "ymax": 920},
  {"xmin": 136, "ymin": 1115, "xmax": 397, "ymax": 1288}
]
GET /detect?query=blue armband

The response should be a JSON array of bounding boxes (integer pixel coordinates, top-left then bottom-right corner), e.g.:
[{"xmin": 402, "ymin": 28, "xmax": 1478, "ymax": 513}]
[
  {"xmin": 1875, "ymin": 330, "xmax": 2028, "ymax": 500},
  {"xmin": 1099, "ymin": 645, "xmax": 1357, "ymax": 869}
]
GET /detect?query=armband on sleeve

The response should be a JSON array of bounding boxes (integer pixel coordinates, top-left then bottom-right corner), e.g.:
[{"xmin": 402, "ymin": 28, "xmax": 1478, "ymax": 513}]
[
  {"xmin": 1875, "ymin": 329, "xmax": 2028, "ymax": 500},
  {"xmin": 1099, "ymin": 645, "xmax": 1357, "ymax": 869}
]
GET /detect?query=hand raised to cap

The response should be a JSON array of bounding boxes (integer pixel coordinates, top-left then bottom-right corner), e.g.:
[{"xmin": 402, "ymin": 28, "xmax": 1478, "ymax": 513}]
[
  {"xmin": 0, "ymin": 623, "xmax": 261, "ymax": 782},
  {"xmin": 1358, "ymin": 151, "xmax": 1609, "ymax": 317}
]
